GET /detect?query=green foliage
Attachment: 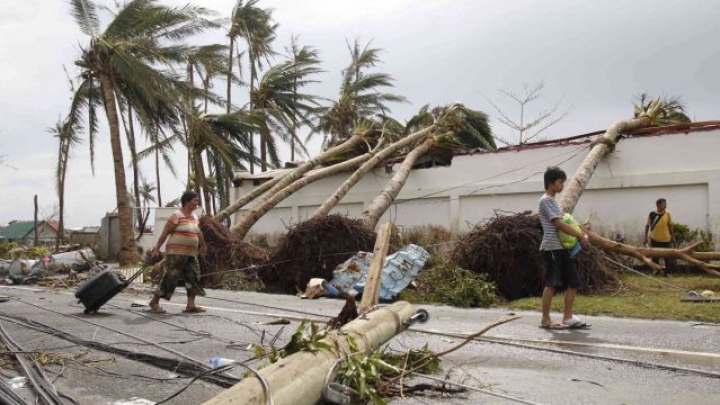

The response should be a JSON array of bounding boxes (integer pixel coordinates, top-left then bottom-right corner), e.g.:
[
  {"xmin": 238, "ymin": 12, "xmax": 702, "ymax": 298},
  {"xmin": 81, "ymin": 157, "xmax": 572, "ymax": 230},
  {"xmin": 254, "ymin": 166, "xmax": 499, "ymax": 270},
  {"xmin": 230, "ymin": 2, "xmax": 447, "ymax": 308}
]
[
  {"xmin": 220, "ymin": 271, "xmax": 265, "ymax": 292},
  {"xmin": 634, "ymin": 94, "xmax": 691, "ymax": 125},
  {"xmin": 0, "ymin": 243, "xmax": 51, "ymax": 260},
  {"xmin": 335, "ymin": 338, "xmax": 442, "ymax": 405},
  {"xmin": 0, "ymin": 241, "xmax": 19, "ymax": 260},
  {"xmin": 26, "ymin": 246, "xmax": 51, "ymax": 259},
  {"xmin": 400, "ymin": 258, "xmax": 497, "ymax": 308},
  {"xmin": 252, "ymin": 321, "xmax": 331, "ymax": 363},
  {"xmin": 381, "ymin": 344, "xmax": 441, "ymax": 376},
  {"xmin": 673, "ymin": 223, "xmax": 714, "ymax": 252}
]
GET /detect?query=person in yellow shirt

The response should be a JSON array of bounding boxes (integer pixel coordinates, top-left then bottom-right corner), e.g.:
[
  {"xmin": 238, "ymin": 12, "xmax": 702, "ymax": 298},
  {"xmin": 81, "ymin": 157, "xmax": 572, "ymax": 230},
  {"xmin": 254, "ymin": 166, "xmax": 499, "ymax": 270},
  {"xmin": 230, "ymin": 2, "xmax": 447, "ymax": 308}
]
[{"xmin": 643, "ymin": 198, "xmax": 676, "ymax": 275}]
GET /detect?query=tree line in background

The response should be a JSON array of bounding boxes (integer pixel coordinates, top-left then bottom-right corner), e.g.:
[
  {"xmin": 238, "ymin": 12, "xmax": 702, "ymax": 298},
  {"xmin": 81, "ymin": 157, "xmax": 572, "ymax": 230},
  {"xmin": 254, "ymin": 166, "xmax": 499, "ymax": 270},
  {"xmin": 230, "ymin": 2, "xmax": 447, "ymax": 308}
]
[{"xmin": 52, "ymin": 0, "xmax": 689, "ymax": 265}]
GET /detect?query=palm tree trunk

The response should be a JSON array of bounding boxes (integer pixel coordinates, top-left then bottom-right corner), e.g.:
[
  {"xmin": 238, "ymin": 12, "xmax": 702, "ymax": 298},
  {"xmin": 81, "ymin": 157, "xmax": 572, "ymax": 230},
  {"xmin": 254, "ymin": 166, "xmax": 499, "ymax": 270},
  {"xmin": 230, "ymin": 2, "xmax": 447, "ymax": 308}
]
[
  {"xmin": 127, "ymin": 104, "xmax": 142, "ymax": 230},
  {"xmin": 99, "ymin": 73, "xmax": 139, "ymax": 265},
  {"xmin": 312, "ymin": 127, "xmax": 434, "ymax": 219},
  {"xmin": 249, "ymin": 51, "xmax": 257, "ymax": 175},
  {"xmin": 225, "ymin": 134, "xmax": 365, "ymax": 230},
  {"xmin": 559, "ymin": 116, "xmax": 651, "ymax": 213},
  {"xmin": 194, "ymin": 150, "xmax": 212, "ymax": 215},
  {"xmin": 213, "ymin": 174, "xmax": 284, "ymax": 223},
  {"xmin": 361, "ymin": 137, "xmax": 435, "ymax": 229},
  {"xmin": 230, "ymin": 153, "xmax": 372, "ymax": 238},
  {"xmin": 226, "ymin": 36, "xmax": 233, "ymax": 115},
  {"xmin": 155, "ymin": 142, "xmax": 162, "ymax": 206},
  {"xmin": 260, "ymin": 130, "xmax": 267, "ymax": 172},
  {"xmin": 34, "ymin": 195, "xmax": 39, "ymax": 246},
  {"xmin": 215, "ymin": 134, "xmax": 365, "ymax": 224},
  {"xmin": 56, "ymin": 134, "xmax": 68, "ymax": 251}
]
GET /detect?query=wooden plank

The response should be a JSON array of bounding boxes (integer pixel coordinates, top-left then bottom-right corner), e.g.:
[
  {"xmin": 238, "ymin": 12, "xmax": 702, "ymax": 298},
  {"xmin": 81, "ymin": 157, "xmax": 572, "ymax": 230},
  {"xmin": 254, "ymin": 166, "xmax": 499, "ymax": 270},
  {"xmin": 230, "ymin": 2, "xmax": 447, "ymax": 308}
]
[
  {"xmin": 681, "ymin": 296, "xmax": 720, "ymax": 303},
  {"xmin": 359, "ymin": 222, "xmax": 393, "ymax": 313}
]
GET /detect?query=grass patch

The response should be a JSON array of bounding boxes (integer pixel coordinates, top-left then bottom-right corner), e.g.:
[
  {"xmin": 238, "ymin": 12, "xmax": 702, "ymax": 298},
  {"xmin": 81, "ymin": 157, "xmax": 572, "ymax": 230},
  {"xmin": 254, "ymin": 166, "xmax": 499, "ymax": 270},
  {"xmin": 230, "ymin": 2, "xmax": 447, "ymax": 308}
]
[{"xmin": 503, "ymin": 273, "xmax": 720, "ymax": 323}]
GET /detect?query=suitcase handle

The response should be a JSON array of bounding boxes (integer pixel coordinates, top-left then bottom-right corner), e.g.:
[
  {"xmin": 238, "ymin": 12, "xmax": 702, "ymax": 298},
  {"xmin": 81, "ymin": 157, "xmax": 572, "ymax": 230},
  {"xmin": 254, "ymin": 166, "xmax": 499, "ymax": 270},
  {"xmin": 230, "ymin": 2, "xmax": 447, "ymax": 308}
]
[{"xmin": 125, "ymin": 265, "xmax": 148, "ymax": 284}]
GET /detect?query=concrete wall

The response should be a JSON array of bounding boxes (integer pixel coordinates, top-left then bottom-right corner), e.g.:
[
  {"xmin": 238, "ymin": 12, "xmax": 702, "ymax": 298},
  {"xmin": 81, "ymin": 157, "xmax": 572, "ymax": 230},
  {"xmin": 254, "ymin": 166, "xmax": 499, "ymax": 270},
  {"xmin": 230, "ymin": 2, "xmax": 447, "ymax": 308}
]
[{"xmin": 231, "ymin": 129, "xmax": 720, "ymax": 246}]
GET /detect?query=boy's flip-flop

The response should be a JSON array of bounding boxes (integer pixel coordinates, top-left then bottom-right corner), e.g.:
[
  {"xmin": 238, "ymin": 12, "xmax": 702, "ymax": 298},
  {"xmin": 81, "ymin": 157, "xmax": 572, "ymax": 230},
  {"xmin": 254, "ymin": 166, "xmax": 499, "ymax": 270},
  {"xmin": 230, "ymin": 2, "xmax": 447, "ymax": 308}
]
[
  {"xmin": 182, "ymin": 307, "xmax": 206, "ymax": 314},
  {"xmin": 539, "ymin": 323, "xmax": 565, "ymax": 329},
  {"xmin": 143, "ymin": 307, "xmax": 167, "ymax": 314},
  {"xmin": 562, "ymin": 315, "xmax": 590, "ymax": 329}
]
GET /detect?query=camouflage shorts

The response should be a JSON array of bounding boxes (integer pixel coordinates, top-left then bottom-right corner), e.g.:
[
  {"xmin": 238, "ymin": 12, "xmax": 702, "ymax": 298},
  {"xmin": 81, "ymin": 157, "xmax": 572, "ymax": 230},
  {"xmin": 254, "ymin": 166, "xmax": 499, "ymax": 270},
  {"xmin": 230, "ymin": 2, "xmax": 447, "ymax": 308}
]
[{"xmin": 154, "ymin": 254, "xmax": 206, "ymax": 300}]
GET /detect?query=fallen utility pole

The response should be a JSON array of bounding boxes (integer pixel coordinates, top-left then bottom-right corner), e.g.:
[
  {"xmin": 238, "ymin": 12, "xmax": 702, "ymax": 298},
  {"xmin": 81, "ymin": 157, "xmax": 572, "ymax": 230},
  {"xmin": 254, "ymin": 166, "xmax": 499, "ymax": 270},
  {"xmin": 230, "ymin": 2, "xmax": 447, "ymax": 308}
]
[{"xmin": 202, "ymin": 301, "xmax": 418, "ymax": 405}]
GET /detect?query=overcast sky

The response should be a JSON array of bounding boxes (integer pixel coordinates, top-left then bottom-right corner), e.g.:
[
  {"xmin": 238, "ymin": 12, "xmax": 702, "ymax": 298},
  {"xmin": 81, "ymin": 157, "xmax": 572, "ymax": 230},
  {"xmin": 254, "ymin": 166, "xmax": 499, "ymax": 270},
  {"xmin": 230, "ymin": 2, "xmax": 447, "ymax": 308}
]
[{"xmin": 1, "ymin": 0, "xmax": 718, "ymax": 228}]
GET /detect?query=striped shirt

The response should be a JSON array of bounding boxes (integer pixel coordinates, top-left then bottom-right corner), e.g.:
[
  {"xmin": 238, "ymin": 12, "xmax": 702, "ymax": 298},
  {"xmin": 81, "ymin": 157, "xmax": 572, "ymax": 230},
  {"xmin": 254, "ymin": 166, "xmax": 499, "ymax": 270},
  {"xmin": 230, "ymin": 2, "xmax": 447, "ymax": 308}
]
[
  {"xmin": 538, "ymin": 194, "xmax": 564, "ymax": 251},
  {"xmin": 165, "ymin": 210, "xmax": 200, "ymax": 257}
]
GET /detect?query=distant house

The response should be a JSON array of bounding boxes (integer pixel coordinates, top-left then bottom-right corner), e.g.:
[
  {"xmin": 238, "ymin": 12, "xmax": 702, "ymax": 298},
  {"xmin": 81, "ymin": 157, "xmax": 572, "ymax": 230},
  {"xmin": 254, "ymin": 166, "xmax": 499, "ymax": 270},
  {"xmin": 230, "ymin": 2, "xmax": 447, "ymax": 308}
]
[{"xmin": 0, "ymin": 220, "xmax": 59, "ymax": 246}]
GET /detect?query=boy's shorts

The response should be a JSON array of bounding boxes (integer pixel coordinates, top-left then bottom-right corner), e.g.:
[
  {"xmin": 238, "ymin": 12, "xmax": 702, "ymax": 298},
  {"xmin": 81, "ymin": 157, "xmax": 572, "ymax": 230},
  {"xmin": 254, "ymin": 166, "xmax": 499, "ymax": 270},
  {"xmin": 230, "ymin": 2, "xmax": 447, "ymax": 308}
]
[{"xmin": 543, "ymin": 249, "xmax": 580, "ymax": 289}]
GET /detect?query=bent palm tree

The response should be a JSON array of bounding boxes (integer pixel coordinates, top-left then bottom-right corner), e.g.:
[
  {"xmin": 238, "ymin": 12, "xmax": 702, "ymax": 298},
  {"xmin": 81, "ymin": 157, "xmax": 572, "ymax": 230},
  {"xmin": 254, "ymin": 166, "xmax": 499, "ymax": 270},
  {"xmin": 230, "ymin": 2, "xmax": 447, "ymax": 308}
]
[
  {"xmin": 311, "ymin": 123, "xmax": 433, "ymax": 219},
  {"xmin": 560, "ymin": 95, "xmax": 691, "ymax": 213},
  {"xmin": 361, "ymin": 104, "xmax": 495, "ymax": 229},
  {"xmin": 67, "ymin": 0, "xmax": 215, "ymax": 264}
]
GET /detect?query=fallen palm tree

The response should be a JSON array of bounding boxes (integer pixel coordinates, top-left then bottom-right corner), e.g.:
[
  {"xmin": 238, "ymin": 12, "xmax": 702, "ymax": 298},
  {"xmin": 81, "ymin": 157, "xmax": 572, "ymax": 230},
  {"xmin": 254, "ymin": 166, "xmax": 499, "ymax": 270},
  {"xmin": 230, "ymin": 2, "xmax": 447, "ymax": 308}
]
[
  {"xmin": 560, "ymin": 94, "xmax": 690, "ymax": 213},
  {"xmin": 360, "ymin": 104, "xmax": 496, "ymax": 229},
  {"xmin": 451, "ymin": 212, "xmax": 620, "ymax": 300},
  {"xmin": 213, "ymin": 130, "xmax": 367, "ymax": 224}
]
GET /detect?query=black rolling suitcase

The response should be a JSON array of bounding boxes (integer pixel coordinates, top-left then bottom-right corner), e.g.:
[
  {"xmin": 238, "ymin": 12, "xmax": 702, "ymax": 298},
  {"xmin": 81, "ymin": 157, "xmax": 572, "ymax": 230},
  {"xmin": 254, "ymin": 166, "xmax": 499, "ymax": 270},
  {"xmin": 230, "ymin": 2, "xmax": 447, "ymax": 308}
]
[{"xmin": 75, "ymin": 267, "xmax": 145, "ymax": 314}]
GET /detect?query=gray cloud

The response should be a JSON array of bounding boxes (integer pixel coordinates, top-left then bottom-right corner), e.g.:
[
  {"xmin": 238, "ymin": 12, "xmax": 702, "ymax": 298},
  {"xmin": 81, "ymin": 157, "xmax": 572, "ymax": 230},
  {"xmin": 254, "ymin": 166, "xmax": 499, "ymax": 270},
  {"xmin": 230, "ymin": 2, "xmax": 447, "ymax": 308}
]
[{"xmin": 1, "ymin": 0, "xmax": 718, "ymax": 227}]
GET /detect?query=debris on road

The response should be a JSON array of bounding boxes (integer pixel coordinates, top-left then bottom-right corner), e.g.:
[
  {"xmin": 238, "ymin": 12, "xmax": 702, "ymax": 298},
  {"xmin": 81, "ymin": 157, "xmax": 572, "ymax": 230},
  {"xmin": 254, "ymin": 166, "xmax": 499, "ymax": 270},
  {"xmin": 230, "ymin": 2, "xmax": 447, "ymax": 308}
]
[{"xmin": 329, "ymin": 244, "xmax": 430, "ymax": 301}]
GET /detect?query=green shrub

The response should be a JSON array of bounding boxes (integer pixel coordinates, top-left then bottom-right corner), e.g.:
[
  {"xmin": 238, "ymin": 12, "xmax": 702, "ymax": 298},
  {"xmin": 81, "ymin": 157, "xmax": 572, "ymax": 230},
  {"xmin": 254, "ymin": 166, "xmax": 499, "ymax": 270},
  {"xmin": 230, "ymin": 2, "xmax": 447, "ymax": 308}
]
[
  {"xmin": 672, "ymin": 223, "xmax": 714, "ymax": 252},
  {"xmin": 399, "ymin": 258, "xmax": 497, "ymax": 308},
  {"xmin": 219, "ymin": 271, "xmax": 265, "ymax": 292},
  {"xmin": 0, "ymin": 241, "xmax": 19, "ymax": 259},
  {"xmin": 26, "ymin": 246, "xmax": 51, "ymax": 259}
]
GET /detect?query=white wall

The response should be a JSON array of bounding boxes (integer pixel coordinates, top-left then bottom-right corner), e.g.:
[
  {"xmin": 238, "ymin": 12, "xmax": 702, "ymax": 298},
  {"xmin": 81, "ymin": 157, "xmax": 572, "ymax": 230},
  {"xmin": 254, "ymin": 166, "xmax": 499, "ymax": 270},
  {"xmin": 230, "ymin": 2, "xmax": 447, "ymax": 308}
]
[{"xmin": 231, "ymin": 128, "xmax": 720, "ymax": 246}]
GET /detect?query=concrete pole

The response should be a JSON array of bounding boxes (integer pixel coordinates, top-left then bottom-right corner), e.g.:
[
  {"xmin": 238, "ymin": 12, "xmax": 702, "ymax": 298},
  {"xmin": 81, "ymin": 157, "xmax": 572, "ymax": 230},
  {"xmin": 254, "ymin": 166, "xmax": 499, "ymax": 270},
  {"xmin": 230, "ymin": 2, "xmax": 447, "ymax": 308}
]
[
  {"xmin": 202, "ymin": 301, "xmax": 417, "ymax": 405},
  {"xmin": 359, "ymin": 222, "xmax": 392, "ymax": 313}
]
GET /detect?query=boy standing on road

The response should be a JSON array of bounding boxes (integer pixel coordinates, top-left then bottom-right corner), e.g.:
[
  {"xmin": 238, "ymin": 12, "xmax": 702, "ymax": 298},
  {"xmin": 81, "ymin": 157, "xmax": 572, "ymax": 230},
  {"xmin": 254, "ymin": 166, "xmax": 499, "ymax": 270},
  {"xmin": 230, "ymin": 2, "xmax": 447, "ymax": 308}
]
[{"xmin": 538, "ymin": 166, "xmax": 590, "ymax": 329}]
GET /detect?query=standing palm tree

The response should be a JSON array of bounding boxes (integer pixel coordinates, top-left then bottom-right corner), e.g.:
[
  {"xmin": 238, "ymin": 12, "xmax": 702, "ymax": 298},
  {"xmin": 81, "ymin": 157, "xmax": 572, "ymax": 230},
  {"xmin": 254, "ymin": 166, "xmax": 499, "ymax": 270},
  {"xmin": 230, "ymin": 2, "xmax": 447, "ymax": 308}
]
[
  {"xmin": 286, "ymin": 36, "xmax": 321, "ymax": 162},
  {"xmin": 136, "ymin": 177, "xmax": 157, "ymax": 240},
  {"xmin": 185, "ymin": 110, "xmax": 259, "ymax": 209},
  {"xmin": 50, "ymin": 119, "xmax": 82, "ymax": 251},
  {"xmin": 316, "ymin": 39, "xmax": 406, "ymax": 148},
  {"xmin": 186, "ymin": 44, "xmax": 238, "ymax": 210},
  {"xmin": 227, "ymin": 0, "xmax": 277, "ymax": 174},
  {"xmin": 251, "ymin": 57, "xmax": 322, "ymax": 171},
  {"xmin": 67, "ymin": 0, "xmax": 215, "ymax": 264}
]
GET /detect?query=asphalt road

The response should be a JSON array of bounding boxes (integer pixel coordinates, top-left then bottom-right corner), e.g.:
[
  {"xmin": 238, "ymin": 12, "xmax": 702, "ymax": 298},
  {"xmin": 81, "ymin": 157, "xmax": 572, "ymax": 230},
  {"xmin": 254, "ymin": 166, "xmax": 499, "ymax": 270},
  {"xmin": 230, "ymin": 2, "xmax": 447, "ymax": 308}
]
[{"xmin": 0, "ymin": 284, "xmax": 718, "ymax": 405}]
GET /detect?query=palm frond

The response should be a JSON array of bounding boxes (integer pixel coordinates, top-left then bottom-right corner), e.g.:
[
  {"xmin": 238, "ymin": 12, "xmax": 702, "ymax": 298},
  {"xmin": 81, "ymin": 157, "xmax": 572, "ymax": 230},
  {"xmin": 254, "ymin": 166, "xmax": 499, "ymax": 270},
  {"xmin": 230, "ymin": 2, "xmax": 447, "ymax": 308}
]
[{"xmin": 69, "ymin": 0, "xmax": 99, "ymax": 37}]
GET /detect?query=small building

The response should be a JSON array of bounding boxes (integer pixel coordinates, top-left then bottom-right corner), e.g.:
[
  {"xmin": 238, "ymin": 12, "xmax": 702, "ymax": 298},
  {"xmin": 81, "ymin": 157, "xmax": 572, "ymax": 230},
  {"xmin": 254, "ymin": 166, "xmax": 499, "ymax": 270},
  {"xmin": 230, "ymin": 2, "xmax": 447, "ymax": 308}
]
[{"xmin": 0, "ymin": 220, "xmax": 59, "ymax": 246}]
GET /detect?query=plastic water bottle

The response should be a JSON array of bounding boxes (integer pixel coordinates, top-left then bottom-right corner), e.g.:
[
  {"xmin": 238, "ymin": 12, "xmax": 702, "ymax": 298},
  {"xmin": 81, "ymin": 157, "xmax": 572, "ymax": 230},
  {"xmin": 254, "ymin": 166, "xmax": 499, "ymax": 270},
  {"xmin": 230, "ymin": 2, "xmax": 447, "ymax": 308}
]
[
  {"xmin": 208, "ymin": 357, "xmax": 235, "ymax": 368},
  {"xmin": 569, "ymin": 242, "xmax": 582, "ymax": 258}
]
